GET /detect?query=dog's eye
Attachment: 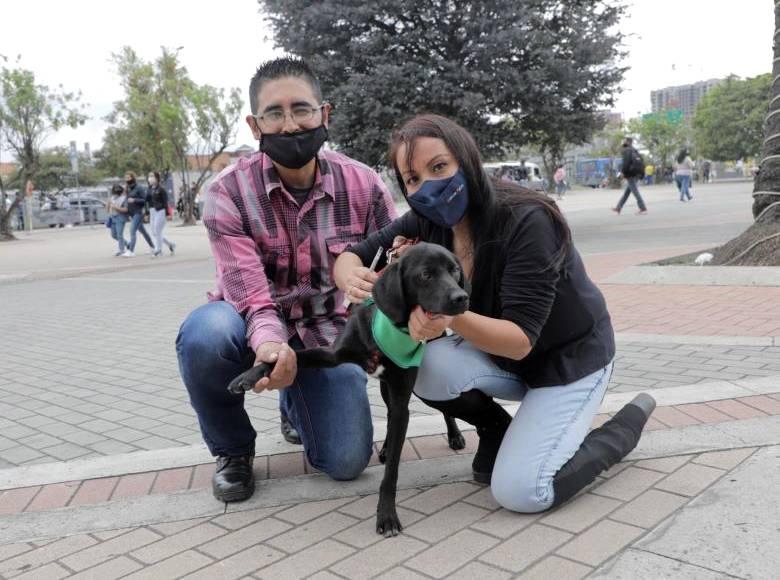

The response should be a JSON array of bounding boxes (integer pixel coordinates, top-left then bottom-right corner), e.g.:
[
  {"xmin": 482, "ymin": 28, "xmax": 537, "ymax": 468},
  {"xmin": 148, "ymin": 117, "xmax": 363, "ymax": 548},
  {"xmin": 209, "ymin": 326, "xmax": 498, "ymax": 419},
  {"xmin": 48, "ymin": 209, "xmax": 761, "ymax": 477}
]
[{"xmin": 419, "ymin": 270, "xmax": 432, "ymax": 281}]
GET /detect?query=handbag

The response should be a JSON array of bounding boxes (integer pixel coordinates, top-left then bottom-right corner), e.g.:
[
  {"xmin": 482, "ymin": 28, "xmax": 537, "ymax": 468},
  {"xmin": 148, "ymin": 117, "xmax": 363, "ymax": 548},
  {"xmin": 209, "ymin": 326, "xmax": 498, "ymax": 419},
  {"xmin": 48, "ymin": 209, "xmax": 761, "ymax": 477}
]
[{"xmin": 105, "ymin": 215, "xmax": 113, "ymax": 229}]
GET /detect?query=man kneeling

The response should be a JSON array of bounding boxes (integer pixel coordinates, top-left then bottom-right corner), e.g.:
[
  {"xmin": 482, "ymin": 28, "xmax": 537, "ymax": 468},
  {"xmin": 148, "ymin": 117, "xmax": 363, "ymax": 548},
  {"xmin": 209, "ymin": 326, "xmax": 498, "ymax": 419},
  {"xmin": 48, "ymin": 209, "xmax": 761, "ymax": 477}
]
[{"xmin": 176, "ymin": 57, "xmax": 396, "ymax": 501}]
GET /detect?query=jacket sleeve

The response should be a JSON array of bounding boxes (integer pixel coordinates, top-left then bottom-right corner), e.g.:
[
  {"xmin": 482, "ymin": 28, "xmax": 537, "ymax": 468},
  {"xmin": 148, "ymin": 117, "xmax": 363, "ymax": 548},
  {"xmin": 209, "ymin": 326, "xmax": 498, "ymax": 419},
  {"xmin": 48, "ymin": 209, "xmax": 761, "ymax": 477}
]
[
  {"xmin": 348, "ymin": 210, "xmax": 419, "ymax": 268},
  {"xmin": 204, "ymin": 181, "xmax": 286, "ymax": 352},
  {"xmin": 500, "ymin": 208, "xmax": 562, "ymax": 346}
]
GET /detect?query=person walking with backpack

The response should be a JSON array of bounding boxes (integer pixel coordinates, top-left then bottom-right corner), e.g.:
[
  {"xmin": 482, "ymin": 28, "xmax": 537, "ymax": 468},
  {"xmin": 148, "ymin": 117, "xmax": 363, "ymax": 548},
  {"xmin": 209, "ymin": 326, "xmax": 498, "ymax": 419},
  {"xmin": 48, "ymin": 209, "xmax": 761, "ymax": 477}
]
[{"xmin": 613, "ymin": 137, "xmax": 648, "ymax": 215}]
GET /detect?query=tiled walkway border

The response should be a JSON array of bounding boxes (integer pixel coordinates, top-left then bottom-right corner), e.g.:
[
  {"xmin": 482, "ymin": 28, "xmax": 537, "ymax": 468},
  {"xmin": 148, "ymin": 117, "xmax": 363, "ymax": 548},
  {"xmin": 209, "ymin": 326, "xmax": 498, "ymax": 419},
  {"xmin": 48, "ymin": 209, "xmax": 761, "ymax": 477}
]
[{"xmin": 2, "ymin": 394, "xmax": 779, "ymax": 517}]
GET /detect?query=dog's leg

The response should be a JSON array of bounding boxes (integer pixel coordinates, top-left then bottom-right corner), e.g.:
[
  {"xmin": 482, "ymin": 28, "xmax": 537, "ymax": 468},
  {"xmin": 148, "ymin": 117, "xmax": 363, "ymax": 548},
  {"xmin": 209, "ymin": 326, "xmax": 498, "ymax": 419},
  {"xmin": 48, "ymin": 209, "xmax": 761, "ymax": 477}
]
[
  {"xmin": 378, "ymin": 381, "xmax": 391, "ymax": 464},
  {"xmin": 376, "ymin": 369, "xmax": 415, "ymax": 537},
  {"xmin": 443, "ymin": 414, "xmax": 466, "ymax": 450}
]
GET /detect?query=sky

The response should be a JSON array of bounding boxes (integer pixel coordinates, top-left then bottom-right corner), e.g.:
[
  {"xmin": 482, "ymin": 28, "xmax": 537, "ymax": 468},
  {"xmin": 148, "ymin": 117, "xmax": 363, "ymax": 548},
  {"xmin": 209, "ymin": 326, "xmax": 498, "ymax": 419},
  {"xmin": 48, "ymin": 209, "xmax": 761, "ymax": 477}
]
[{"xmin": 0, "ymin": 0, "xmax": 774, "ymax": 157}]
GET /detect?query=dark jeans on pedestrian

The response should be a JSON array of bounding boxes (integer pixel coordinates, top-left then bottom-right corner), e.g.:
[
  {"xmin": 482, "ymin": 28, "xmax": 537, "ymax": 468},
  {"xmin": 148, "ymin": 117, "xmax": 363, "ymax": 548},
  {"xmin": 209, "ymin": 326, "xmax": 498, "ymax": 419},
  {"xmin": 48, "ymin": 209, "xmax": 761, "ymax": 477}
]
[
  {"xmin": 176, "ymin": 301, "xmax": 374, "ymax": 481},
  {"xmin": 616, "ymin": 177, "xmax": 647, "ymax": 212},
  {"xmin": 128, "ymin": 212, "xmax": 154, "ymax": 252}
]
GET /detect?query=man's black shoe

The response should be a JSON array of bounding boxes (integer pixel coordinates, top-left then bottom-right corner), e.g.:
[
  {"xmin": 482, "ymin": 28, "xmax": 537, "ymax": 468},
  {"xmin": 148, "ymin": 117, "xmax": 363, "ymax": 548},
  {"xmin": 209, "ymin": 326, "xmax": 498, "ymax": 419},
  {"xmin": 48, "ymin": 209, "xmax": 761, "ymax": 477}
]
[
  {"xmin": 212, "ymin": 453, "xmax": 255, "ymax": 502},
  {"xmin": 281, "ymin": 413, "xmax": 302, "ymax": 445}
]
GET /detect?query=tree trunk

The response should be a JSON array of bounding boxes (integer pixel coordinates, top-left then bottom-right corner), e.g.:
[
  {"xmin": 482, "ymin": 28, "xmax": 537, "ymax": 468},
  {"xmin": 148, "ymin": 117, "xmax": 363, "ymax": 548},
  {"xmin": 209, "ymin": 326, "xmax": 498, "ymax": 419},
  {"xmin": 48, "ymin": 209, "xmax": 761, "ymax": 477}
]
[{"xmin": 710, "ymin": 2, "xmax": 780, "ymax": 265}]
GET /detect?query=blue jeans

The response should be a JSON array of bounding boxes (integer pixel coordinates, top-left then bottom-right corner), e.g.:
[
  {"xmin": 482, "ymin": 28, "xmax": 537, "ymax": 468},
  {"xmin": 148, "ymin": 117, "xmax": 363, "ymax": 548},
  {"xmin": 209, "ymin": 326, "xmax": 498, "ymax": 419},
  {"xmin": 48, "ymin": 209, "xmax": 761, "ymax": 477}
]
[
  {"xmin": 616, "ymin": 177, "xmax": 647, "ymax": 211},
  {"xmin": 414, "ymin": 335, "xmax": 613, "ymax": 513},
  {"xmin": 675, "ymin": 175, "xmax": 692, "ymax": 200},
  {"xmin": 176, "ymin": 301, "xmax": 373, "ymax": 480},
  {"xmin": 111, "ymin": 214, "xmax": 129, "ymax": 252},
  {"xmin": 128, "ymin": 212, "xmax": 154, "ymax": 252}
]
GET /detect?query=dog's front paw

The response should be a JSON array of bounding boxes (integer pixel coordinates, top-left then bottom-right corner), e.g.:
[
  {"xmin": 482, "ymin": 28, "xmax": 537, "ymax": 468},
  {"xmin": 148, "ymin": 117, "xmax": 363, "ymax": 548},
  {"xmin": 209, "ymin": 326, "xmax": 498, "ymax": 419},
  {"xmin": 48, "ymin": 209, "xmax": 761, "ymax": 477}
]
[
  {"xmin": 376, "ymin": 506, "xmax": 403, "ymax": 537},
  {"xmin": 448, "ymin": 432, "xmax": 466, "ymax": 451},
  {"xmin": 227, "ymin": 363, "xmax": 272, "ymax": 395}
]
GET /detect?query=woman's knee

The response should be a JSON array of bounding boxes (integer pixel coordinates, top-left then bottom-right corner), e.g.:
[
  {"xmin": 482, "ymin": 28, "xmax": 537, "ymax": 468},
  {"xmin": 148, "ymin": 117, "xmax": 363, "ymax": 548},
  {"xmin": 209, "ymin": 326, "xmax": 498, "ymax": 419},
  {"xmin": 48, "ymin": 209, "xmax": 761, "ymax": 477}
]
[{"xmin": 490, "ymin": 467, "xmax": 554, "ymax": 514}]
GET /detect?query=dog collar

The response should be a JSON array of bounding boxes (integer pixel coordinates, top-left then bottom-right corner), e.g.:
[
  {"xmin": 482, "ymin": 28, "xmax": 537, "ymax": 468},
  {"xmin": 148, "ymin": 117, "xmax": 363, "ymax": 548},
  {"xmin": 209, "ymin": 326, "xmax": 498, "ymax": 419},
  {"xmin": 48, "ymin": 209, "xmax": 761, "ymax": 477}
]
[{"xmin": 366, "ymin": 298, "xmax": 425, "ymax": 368}]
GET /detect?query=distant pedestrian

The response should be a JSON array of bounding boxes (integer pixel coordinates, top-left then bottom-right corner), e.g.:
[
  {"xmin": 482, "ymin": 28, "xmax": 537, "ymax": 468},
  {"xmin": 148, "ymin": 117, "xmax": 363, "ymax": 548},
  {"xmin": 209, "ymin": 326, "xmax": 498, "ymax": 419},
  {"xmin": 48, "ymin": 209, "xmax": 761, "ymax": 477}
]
[
  {"xmin": 613, "ymin": 137, "xmax": 648, "ymax": 215},
  {"xmin": 674, "ymin": 148, "xmax": 694, "ymax": 202},
  {"xmin": 702, "ymin": 160, "xmax": 712, "ymax": 183},
  {"xmin": 107, "ymin": 184, "xmax": 130, "ymax": 256},
  {"xmin": 145, "ymin": 171, "xmax": 176, "ymax": 257},
  {"xmin": 553, "ymin": 164, "xmax": 567, "ymax": 200},
  {"xmin": 124, "ymin": 171, "xmax": 154, "ymax": 257},
  {"xmin": 644, "ymin": 163, "xmax": 655, "ymax": 185}
]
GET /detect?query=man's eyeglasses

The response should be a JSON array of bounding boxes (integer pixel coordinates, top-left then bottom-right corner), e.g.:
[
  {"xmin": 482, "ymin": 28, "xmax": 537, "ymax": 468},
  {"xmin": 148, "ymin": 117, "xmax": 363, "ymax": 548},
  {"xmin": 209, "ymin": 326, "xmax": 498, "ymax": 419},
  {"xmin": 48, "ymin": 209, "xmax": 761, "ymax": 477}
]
[{"xmin": 252, "ymin": 104, "xmax": 326, "ymax": 130}]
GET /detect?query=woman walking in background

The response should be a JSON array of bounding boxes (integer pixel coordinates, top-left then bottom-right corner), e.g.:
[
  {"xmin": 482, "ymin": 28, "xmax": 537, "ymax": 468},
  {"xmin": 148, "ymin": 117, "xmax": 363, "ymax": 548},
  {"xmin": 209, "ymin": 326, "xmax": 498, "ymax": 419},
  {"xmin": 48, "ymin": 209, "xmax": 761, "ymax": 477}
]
[
  {"xmin": 674, "ymin": 148, "xmax": 694, "ymax": 202},
  {"xmin": 146, "ymin": 171, "xmax": 176, "ymax": 257},
  {"xmin": 553, "ymin": 164, "xmax": 567, "ymax": 200},
  {"xmin": 107, "ymin": 183, "xmax": 130, "ymax": 256}
]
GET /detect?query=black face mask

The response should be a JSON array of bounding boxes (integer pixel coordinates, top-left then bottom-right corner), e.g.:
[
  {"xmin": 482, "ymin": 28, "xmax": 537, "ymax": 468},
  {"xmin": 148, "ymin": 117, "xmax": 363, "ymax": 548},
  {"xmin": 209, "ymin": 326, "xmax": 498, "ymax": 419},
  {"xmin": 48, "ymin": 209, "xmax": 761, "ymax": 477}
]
[{"xmin": 259, "ymin": 125, "xmax": 328, "ymax": 169}]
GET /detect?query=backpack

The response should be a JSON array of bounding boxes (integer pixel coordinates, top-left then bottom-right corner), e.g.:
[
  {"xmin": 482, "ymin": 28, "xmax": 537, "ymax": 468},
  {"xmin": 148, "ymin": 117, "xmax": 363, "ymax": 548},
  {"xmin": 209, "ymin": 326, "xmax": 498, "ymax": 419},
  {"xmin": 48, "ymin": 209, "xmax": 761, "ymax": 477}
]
[{"xmin": 629, "ymin": 149, "xmax": 646, "ymax": 178}]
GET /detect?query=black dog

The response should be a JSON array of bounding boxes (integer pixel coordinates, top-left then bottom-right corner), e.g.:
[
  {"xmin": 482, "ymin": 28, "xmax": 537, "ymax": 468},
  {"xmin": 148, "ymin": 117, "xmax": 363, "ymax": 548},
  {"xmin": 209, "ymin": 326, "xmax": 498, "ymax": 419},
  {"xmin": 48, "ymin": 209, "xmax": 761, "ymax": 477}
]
[{"xmin": 228, "ymin": 242, "xmax": 470, "ymax": 536}]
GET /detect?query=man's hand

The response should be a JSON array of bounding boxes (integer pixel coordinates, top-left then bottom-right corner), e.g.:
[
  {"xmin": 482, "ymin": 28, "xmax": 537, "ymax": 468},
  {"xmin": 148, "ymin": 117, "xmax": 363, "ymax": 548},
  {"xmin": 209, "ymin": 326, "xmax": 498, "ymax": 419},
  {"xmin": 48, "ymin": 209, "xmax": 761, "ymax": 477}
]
[
  {"xmin": 253, "ymin": 342, "xmax": 297, "ymax": 392},
  {"xmin": 344, "ymin": 266, "xmax": 379, "ymax": 305},
  {"xmin": 408, "ymin": 306, "xmax": 452, "ymax": 343}
]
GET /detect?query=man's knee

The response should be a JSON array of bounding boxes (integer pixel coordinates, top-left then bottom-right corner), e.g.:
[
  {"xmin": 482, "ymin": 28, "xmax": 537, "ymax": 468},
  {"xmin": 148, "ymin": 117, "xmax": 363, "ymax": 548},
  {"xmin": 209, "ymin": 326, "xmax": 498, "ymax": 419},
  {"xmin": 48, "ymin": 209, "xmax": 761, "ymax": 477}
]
[
  {"xmin": 490, "ymin": 468, "xmax": 553, "ymax": 514},
  {"xmin": 176, "ymin": 302, "xmax": 247, "ymax": 373},
  {"xmin": 320, "ymin": 439, "xmax": 372, "ymax": 481}
]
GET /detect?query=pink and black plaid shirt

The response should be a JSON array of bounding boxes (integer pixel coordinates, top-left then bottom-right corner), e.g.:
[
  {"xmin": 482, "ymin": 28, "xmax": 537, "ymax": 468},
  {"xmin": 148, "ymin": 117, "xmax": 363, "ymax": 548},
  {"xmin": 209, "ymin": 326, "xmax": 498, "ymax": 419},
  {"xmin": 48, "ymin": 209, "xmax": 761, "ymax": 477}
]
[{"xmin": 204, "ymin": 149, "xmax": 397, "ymax": 352}]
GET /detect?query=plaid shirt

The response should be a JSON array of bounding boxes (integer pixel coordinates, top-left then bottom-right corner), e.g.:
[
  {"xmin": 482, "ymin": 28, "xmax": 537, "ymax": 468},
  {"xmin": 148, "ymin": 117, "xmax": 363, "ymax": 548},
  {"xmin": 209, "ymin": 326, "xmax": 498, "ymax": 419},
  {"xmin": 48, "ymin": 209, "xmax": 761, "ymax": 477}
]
[{"xmin": 204, "ymin": 149, "xmax": 397, "ymax": 352}]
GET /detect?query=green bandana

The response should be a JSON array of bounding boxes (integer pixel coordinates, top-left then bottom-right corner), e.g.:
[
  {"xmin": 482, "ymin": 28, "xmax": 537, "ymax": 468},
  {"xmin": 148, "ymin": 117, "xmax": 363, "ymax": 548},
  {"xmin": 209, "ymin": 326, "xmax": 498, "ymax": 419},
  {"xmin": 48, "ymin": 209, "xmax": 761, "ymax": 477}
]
[{"xmin": 366, "ymin": 298, "xmax": 426, "ymax": 368}]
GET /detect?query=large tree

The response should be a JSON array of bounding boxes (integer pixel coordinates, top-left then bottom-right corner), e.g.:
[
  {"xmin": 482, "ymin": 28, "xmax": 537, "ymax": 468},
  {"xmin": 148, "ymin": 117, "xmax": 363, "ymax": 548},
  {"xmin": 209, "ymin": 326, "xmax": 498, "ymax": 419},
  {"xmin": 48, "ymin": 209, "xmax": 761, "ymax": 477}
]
[
  {"xmin": 103, "ymin": 47, "xmax": 241, "ymax": 225},
  {"xmin": 259, "ymin": 0, "xmax": 627, "ymax": 169},
  {"xmin": 710, "ymin": 7, "xmax": 779, "ymax": 265},
  {"xmin": 0, "ymin": 60, "xmax": 86, "ymax": 240},
  {"xmin": 693, "ymin": 74, "xmax": 771, "ymax": 162}
]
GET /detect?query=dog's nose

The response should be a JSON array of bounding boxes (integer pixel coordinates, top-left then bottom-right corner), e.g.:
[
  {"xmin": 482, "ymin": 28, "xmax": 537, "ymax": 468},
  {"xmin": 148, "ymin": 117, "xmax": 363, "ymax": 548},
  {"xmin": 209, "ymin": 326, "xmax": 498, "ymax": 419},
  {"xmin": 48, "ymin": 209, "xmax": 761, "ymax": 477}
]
[{"xmin": 449, "ymin": 290, "xmax": 469, "ymax": 311}]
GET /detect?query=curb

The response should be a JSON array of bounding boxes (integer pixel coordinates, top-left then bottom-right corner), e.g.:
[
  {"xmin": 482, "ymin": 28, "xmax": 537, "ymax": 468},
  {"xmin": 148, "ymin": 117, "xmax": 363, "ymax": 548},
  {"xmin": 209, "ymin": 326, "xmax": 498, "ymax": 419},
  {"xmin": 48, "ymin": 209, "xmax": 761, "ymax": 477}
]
[
  {"xmin": 2, "ymin": 377, "xmax": 779, "ymax": 491},
  {"xmin": 2, "ymin": 417, "xmax": 778, "ymax": 545}
]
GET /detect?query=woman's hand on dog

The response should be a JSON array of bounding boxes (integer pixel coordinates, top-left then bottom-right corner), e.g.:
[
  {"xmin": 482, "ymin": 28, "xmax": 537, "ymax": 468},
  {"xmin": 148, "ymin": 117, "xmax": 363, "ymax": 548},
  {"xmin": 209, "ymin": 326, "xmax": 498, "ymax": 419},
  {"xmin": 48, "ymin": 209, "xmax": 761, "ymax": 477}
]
[
  {"xmin": 408, "ymin": 306, "xmax": 452, "ymax": 342},
  {"xmin": 344, "ymin": 267, "xmax": 379, "ymax": 305},
  {"xmin": 253, "ymin": 342, "xmax": 297, "ymax": 392}
]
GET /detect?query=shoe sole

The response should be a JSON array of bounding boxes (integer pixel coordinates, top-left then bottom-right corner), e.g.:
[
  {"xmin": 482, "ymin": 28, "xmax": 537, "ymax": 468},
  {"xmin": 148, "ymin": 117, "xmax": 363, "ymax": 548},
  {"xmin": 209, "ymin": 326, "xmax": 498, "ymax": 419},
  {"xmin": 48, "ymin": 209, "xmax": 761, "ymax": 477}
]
[{"xmin": 213, "ymin": 481, "xmax": 255, "ymax": 503}]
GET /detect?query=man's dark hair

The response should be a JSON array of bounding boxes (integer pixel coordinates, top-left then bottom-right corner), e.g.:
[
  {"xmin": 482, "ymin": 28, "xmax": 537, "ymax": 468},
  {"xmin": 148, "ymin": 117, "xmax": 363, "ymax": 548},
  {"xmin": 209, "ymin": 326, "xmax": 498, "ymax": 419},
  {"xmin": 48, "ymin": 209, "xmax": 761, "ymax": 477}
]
[
  {"xmin": 248, "ymin": 57, "xmax": 322, "ymax": 114},
  {"xmin": 623, "ymin": 137, "xmax": 633, "ymax": 147}
]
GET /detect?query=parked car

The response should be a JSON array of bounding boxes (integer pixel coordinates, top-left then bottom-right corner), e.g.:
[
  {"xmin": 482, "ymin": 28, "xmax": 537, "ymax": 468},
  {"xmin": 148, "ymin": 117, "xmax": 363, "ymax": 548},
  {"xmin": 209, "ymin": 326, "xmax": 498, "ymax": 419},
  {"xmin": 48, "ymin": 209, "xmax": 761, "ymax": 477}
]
[{"xmin": 483, "ymin": 161, "xmax": 546, "ymax": 191}]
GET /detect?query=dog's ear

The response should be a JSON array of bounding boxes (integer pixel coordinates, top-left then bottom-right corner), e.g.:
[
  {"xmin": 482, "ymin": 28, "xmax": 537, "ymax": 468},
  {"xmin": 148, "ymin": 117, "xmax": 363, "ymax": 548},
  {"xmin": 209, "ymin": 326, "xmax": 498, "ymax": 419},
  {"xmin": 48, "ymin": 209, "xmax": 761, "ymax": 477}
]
[{"xmin": 372, "ymin": 261, "xmax": 409, "ymax": 326}]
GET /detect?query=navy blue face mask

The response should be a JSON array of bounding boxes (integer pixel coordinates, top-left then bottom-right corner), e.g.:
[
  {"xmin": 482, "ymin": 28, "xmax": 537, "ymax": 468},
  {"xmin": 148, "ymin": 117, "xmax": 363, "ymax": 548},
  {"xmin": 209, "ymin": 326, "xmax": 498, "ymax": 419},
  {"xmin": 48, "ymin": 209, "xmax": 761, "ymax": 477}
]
[{"xmin": 406, "ymin": 169, "xmax": 469, "ymax": 228}]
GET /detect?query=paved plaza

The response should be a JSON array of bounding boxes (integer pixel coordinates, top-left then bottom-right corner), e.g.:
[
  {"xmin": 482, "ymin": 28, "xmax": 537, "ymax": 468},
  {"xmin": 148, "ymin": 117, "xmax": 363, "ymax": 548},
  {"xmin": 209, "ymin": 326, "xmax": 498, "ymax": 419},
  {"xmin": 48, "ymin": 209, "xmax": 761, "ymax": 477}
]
[{"xmin": 0, "ymin": 180, "xmax": 778, "ymax": 578}]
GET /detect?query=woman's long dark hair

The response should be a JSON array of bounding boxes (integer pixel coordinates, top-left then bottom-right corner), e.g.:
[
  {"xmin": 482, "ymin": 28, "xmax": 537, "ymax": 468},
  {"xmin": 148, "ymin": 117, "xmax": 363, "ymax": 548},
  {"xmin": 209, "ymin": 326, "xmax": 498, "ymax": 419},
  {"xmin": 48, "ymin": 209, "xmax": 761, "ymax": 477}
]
[
  {"xmin": 388, "ymin": 114, "xmax": 572, "ymax": 317},
  {"xmin": 677, "ymin": 149, "xmax": 689, "ymax": 164}
]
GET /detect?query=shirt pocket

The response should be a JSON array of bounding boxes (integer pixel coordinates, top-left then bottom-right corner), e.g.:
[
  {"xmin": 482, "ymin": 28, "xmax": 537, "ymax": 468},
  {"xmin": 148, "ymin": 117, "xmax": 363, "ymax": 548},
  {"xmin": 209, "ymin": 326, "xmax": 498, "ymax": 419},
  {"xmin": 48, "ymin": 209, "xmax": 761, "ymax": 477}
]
[{"xmin": 325, "ymin": 233, "xmax": 365, "ymax": 258}]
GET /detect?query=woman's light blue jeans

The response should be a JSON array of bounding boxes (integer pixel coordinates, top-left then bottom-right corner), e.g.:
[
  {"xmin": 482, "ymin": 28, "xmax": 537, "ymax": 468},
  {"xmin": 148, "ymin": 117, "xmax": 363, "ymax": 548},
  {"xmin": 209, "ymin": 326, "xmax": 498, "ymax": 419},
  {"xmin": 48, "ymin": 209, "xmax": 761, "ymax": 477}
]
[{"xmin": 414, "ymin": 335, "xmax": 613, "ymax": 513}]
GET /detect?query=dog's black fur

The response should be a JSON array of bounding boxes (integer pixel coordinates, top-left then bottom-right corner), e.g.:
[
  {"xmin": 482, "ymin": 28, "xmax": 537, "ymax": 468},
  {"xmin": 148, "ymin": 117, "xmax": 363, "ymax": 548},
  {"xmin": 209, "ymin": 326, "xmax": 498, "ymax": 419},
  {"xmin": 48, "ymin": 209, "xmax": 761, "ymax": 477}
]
[{"xmin": 228, "ymin": 242, "xmax": 470, "ymax": 536}]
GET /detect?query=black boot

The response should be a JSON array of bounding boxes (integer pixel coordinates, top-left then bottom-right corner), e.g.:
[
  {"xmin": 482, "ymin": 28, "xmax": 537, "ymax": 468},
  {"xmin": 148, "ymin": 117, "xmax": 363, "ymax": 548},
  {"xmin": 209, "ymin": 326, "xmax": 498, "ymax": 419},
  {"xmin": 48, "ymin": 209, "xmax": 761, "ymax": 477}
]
[
  {"xmin": 212, "ymin": 452, "xmax": 255, "ymax": 502},
  {"xmin": 420, "ymin": 390, "xmax": 512, "ymax": 484},
  {"xmin": 551, "ymin": 393, "xmax": 656, "ymax": 508}
]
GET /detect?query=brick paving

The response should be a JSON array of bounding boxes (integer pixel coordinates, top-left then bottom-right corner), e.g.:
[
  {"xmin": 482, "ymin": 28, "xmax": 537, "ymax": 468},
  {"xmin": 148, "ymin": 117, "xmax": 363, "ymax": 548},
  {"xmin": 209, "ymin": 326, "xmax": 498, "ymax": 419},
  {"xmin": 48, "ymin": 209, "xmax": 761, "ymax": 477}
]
[
  {"xmin": 0, "ymin": 397, "xmax": 776, "ymax": 517},
  {"xmin": 0, "ymin": 446, "xmax": 761, "ymax": 579},
  {"xmin": 0, "ymin": 269, "xmax": 777, "ymax": 467}
]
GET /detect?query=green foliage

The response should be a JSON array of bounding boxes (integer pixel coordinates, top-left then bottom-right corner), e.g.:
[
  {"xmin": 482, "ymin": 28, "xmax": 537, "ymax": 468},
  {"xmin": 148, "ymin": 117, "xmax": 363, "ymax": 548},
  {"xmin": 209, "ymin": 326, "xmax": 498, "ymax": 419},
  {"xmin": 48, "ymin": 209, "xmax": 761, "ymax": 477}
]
[
  {"xmin": 0, "ymin": 58, "xmax": 86, "ymax": 238},
  {"xmin": 693, "ymin": 74, "xmax": 770, "ymax": 161},
  {"xmin": 259, "ymin": 0, "xmax": 627, "ymax": 168},
  {"xmin": 628, "ymin": 113, "xmax": 689, "ymax": 170},
  {"xmin": 101, "ymin": 47, "xmax": 242, "ymax": 224}
]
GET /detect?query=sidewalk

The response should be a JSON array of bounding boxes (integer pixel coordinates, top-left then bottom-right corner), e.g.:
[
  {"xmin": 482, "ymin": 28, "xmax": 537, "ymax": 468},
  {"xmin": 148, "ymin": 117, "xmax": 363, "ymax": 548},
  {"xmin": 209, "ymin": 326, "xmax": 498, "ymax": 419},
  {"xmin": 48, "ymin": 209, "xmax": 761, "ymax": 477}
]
[{"xmin": 1, "ymin": 186, "xmax": 778, "ymax": 578}]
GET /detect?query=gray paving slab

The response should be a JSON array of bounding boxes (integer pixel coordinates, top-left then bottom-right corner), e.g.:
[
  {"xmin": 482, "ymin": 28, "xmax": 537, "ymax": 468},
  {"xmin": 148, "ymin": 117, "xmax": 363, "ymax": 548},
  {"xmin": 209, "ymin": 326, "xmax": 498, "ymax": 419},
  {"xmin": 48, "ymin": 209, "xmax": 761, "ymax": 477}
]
[{"xmin": 622, "ymin": 445, "xmax": 780, "ymax": 579}]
